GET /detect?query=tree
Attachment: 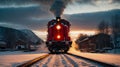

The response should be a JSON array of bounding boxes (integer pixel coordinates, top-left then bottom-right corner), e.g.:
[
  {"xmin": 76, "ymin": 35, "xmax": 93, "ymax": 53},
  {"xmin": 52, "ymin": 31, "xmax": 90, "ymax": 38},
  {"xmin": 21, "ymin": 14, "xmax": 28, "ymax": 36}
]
[{"xmin": 98, "ymin": 20, "xmax": 109, "ymax": 34}]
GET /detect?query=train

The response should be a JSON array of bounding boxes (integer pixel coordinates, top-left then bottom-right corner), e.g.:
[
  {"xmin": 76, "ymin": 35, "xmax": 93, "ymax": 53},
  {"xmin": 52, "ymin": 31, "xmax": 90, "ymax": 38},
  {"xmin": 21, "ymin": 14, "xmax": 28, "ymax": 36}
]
[{"xmin": 46, "ymin": 17, "xmax": 72, "ymax": 53}]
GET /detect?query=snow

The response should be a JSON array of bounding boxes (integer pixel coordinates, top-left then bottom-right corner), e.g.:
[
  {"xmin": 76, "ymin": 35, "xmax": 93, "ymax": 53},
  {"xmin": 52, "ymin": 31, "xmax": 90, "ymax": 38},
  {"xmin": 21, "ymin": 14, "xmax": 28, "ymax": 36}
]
[
  {"xmin": 0, "ymin": 51, "xmax": 48, "ymax": 67},
  {"xmin": 0, "ymin": 44, "xmax": 49, "ymax": 67},
  {"xmin": 65, "ymin": 54, "xmax": 99, "ymax": 67},
  {"xmin": 0, "ymin": 43, "xmax": 120, "ymax": 67},
  {"xmin": 69, "ymin": 50, "xmax": 120, "ymax": 66},
  {"xmin": 32, "ymin": 54, "xmax": 103, "ymax": 67}
]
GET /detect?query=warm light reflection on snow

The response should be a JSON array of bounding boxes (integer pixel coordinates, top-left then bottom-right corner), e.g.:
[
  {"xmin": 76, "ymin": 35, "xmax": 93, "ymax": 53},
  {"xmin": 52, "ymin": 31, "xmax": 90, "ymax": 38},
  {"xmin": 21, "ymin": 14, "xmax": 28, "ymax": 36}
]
[{"xmin": 69, "ymin": 40, "xmax": 80, "ymax": 53}]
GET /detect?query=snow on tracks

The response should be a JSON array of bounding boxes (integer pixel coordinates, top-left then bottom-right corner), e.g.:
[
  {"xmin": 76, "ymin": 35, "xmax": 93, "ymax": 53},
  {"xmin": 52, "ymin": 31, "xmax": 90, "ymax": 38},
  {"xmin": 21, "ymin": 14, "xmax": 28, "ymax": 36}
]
[
  {"xmin": 31, "ymin": 54, "xmax": 105, "ymax": 67},
  {"xmin": 16, "ymin": 53, "xmax": 118, "ymax": 67},
  {"xmin": 17, "ymin": 54, "xmax": 50, "ymax": 67}
]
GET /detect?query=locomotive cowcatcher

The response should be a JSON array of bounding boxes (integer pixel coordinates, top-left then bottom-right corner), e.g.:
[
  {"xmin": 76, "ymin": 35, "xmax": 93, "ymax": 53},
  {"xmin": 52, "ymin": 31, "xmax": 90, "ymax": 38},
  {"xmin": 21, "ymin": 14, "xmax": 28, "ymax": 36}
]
[{"xmin": 46, "ymin": 17, "xmax": 72, "ymax": 53}]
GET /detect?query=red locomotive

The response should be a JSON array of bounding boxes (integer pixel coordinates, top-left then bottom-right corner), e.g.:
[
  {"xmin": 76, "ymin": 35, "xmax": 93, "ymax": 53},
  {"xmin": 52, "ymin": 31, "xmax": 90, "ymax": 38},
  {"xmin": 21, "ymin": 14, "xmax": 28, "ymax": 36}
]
[{"xmin": 46, "ymin": 17, "xmax": 72, "ymax": 53}]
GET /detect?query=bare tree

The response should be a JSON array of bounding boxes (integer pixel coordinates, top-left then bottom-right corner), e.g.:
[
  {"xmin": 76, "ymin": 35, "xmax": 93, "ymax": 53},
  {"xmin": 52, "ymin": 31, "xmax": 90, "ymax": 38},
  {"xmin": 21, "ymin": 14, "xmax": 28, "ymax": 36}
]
[{"xmin": 98, "ymin": 20, "xmax": 109, "ymax": 34}]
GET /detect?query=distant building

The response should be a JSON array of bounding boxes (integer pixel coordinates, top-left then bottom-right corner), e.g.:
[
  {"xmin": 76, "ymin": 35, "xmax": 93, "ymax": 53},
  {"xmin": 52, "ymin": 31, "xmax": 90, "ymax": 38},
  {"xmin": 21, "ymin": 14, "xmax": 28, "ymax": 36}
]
[{"xmin": 76, "ymin": 33, "xmax": 113, "ymax": 52}]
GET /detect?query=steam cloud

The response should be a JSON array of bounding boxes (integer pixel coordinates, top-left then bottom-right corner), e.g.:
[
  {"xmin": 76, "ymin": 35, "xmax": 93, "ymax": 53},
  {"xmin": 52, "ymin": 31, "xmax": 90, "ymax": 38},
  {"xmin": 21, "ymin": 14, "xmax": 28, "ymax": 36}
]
[
  {"xmin": 50, "ymin": 0, "xmax": 65, "ymax": 17},
  {"xmin": 50, "ymin": 0, "xmax": 71, "ymax": 17},
  {"xmin": 33, "ymin": 0, "xmax": 120, "ymax": 17}
]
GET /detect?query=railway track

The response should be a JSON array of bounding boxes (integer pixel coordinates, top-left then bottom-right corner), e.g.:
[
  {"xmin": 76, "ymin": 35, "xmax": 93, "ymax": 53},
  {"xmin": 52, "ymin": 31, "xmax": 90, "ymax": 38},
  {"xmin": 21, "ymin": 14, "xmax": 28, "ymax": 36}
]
[
  {"xmin": 17, "ymin": 53, "xmax": 117, "ymax": 67},
  {"xmin": 17, "ymin": 54, "xmax": 50, "ymax": 67}
]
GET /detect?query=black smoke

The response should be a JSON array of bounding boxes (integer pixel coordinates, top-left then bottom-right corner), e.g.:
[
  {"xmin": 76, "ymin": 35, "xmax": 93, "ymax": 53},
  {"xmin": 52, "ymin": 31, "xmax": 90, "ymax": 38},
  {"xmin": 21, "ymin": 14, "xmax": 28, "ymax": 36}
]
[
  {"xmin": 50, "ymin": 0, "xmax": 65, "ymax": 17},
  {"xmin": 34, "ymin": 0, "xmax": 71, "ymax": 17}
]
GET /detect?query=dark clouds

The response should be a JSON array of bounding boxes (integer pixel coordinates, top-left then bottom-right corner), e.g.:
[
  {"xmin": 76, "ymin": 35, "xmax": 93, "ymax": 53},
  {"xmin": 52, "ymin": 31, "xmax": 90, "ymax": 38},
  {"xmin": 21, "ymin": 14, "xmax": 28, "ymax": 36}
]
[
  {"xmin": 0, "ymin": 0, "xmax": 120, "ymax": 31},
  {"xmin": 112, "ymin": 0, "xmax": 120, "ymax": 3},
  {"xmin": 0, "ymin": 0, "xmax": 119, "ymax": 6},
  {"xmin": 74, "ymin": 0, "xmax": 94, "ymax": 4},
  {"xmin": 74, "ymin": 0, "xmax": 120, "ymax": 4},
  {"xmin": 0, "ymin": 0, "xmax": 33, "ymax": 5},
  {"xmin": 65, "ymin": 9, "xmax": 120, "ymax": 30},
  {"xmin": 0, "ymin": 4, "xmax": 52, "ymax": 30}
]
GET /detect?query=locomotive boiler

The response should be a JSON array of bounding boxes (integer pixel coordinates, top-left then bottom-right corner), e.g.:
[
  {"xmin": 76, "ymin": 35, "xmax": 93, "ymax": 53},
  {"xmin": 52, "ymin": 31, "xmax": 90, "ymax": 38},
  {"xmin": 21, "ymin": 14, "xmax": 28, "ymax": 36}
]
[{"xmin": 46, "ymin": 17, "xmax": 72, "ymax": 53}]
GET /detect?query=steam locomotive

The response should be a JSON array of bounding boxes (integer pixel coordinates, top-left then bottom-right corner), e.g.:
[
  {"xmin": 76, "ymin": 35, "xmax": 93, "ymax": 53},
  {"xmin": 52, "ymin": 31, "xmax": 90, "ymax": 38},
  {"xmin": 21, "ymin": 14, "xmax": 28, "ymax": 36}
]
[{"xmin": 46, "ymin": 17, "xmax": 72, "ymax": 53}]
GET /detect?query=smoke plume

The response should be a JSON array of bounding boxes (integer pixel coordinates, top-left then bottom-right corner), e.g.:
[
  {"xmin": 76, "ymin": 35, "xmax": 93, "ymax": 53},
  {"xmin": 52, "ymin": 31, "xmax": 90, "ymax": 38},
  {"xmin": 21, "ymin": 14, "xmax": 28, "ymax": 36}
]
[{"xmin": 50, "ymin": 0, "xmax": 70, "ymax": 17}]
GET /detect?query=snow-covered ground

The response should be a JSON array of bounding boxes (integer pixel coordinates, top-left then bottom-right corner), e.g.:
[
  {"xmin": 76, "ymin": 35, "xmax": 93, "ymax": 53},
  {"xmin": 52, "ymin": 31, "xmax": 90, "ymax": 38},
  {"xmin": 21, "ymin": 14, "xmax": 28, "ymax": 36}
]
[
  {"xmin": 0, "ymin": 43, "xmax": 120, "ymax": 67},
  {"xmin": 0, "ymin": 44, "xmax": 49, "ymax": 67},
  {"xmin": 69, "ymin": 50, "xmax": 120, "ymax": 67},
  {"xmin": 0, "ymin": 52, "xmax": 47, "ymax": 67}
]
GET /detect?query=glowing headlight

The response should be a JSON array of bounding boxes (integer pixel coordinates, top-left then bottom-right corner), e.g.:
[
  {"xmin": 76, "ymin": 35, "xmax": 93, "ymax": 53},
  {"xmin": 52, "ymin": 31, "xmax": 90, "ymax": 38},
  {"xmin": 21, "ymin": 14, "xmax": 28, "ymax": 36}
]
[
  {"xmin": 56, "ymin": 25, "xmax": 61, "ymax": 30},
  {"xmin": 57, "ymin": 35, "xmax": 61, "ymax": 39}
]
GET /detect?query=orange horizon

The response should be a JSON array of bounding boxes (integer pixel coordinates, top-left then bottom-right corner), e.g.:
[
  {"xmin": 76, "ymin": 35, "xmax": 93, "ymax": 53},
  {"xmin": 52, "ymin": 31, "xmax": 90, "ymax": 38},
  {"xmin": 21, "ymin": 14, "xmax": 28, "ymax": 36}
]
[{"xmin": 33, "ymin": 30, "xmax": 96, "ymax": 41}]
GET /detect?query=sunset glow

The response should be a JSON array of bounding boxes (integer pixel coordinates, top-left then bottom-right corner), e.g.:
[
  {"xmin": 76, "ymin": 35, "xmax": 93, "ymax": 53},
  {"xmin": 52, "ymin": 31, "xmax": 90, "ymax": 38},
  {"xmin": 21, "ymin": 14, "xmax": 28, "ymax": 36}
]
[{"xmin": 33, "ymin": 30, "xmax": 96, "ymax": 41}]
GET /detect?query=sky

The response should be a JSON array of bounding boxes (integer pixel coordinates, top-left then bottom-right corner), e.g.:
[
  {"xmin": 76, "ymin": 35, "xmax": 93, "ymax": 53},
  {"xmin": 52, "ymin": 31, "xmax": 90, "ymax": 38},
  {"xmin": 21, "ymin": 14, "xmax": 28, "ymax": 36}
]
[{"xmin": 0, "ymin": 0, "xmax": 120, "ymax": 40}]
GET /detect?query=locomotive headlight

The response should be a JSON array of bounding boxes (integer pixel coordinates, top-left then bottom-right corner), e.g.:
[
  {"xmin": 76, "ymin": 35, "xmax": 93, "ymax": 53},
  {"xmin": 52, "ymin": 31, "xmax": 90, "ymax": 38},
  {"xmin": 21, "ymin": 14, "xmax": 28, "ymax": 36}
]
[
  {"xmin": 57, "ymin": 18, "xmax": 60, "ymax": 21},
  {"xmin": 56, "ymin": 25, "xmax": 61, "ymax": 30},
  {"xmin": 57, "ymin": 35, "xmax": 61, "ymax": 39}
]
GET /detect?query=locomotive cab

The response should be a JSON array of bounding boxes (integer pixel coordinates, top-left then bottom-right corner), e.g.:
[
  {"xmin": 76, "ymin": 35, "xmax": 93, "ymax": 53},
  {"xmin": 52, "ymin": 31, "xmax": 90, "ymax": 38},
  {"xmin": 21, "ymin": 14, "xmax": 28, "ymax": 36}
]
[{"xmin": 46, "ymin": 17, "xmax": 72, "ymax": 53}]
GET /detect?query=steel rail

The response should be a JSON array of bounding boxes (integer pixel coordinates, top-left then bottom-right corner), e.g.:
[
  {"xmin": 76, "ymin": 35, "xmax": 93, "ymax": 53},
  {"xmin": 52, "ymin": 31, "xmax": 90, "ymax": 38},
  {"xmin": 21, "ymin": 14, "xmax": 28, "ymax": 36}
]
[
  {"xmin": 67, "ymin": 53, "xmax": 118, "ymax": 67},
  {"xmin": 17, "ymin": 54, "xmax": 50, "ymax": 67}
]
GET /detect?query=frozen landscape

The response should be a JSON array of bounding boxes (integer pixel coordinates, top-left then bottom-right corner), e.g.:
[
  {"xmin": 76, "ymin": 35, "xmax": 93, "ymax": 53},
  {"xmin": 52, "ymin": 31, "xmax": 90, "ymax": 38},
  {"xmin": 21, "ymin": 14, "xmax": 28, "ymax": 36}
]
[{"xmin": 0, "ymin": 45, "xmax": 120, "ymax": 67}]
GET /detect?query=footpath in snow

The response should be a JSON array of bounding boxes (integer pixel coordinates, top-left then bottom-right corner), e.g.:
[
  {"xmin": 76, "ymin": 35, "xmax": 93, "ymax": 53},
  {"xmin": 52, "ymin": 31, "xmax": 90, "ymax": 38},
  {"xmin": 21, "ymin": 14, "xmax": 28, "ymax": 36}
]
[{"xmin": 69, "ymin": 50, "xmax": 120, "ymax": 66}]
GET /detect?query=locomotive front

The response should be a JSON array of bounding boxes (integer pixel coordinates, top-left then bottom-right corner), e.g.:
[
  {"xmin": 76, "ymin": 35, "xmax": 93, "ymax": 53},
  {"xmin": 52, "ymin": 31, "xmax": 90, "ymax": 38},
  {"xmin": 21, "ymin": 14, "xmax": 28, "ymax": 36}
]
[{"xmin": 46, "ymin": 17, "xmax": 72, "ymax": 53}]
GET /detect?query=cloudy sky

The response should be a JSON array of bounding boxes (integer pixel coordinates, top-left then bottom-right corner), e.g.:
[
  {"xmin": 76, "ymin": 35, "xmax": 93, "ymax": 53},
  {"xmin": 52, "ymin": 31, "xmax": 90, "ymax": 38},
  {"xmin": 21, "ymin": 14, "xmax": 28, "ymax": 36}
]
[{"xmin": 0, "ymin": 0, "xmax": 120, "ymax": 40}]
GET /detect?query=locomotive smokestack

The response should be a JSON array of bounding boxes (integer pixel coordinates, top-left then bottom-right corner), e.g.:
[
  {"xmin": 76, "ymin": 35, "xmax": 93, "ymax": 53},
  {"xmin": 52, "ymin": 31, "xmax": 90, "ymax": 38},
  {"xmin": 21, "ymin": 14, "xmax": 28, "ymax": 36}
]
[{"xmin": 56, "ymin": 17, "xmax": 61, "ymax": 21}]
